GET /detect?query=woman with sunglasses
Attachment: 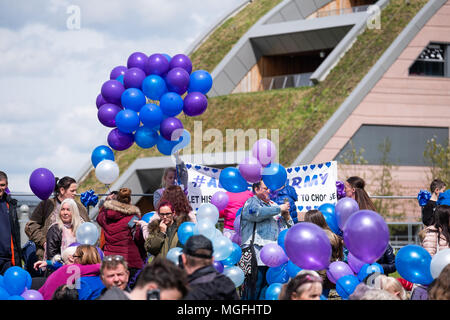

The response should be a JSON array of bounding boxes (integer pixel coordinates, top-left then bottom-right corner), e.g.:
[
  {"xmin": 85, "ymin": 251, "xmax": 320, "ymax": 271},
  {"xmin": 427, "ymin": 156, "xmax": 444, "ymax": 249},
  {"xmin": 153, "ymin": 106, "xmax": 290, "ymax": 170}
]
[
  {"xmin": 97, "ymin": 188, "xmax": 146, "ymax": 283},
  {"xmin": 145, "ymin": 201, "xmax": 181, "ymax": 261}
]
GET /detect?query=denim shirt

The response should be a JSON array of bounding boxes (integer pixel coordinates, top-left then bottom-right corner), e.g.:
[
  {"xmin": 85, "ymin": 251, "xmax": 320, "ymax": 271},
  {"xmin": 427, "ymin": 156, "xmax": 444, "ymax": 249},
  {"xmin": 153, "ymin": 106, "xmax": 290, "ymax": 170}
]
[{"xmin": 240, "ymin": 195, "xmax": 293, "ymax": 248}]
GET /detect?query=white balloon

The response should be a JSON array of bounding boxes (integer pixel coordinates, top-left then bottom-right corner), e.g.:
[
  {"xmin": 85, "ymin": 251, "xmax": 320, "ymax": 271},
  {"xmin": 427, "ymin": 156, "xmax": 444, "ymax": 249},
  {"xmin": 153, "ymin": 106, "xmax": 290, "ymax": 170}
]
[
  {"xmin": 223, "ymin": 266, "xmax": 245, "ymax": 287},
  {"xmin": 212, "ymin": 235, "xmax": 233, "ymax": 261},
  {"xmin": 196, "ymin": 203, "xmax": 219, "ymax": 225},
  {"xmin": 195, "ymin": 219, "xmax": 216, "ymax": 239},
  {"xmin": 95, "ymin": 160, "xmax": 119, "ymax": 184},
  {"xmin": 76, "ymin": 222, "xmax": 100, "ymax": 245},
  {"xmin": 430, "ymin": 248, "xmax": 450, "ymax": 279}
]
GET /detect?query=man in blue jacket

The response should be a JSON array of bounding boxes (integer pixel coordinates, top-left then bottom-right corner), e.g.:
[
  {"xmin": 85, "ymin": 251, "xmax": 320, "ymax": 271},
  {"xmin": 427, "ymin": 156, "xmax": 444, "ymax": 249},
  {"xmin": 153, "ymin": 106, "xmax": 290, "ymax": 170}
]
[
  {"xmin": 240, "ymin": 180, "xmax": 292, "ymax": 300},
  {"xmin": 0, "ymin": 171, "xmax": 22, "ymax": 275}
]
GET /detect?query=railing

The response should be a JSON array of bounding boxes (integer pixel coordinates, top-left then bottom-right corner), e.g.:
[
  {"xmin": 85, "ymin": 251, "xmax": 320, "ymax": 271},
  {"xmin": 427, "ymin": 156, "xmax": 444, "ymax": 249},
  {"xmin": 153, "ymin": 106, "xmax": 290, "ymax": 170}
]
[
  {"xmin": 261, "ymin": 72, "xmax": 314, "ymax": 91},
  {"xmin": 316, "ymin": 5, "xmax": 372, "ymax": 18}
]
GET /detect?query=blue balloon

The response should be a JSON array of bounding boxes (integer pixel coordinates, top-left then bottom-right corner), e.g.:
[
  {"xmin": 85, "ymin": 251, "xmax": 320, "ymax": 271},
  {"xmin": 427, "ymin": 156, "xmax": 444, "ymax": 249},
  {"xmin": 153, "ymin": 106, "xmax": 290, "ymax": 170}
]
[
  {"xmin": 320, "ymin": 294, "xmax": 328, "ymax": 300},
  {"xmin": 160, "ymin": 92, "xmax": 184, "ymax": 117},
  {"xmin": 121, "ymin": 88, "xmax": 147, "ymax": 112},
  {"xmin": 188, "ymin": 70, "xmax": 213, "ymax": 94},
  {"xmin": 395, "ymin": 244, "xmax": 433, "ymax": 285},
  {"xmin": 8, "ymin": 295, "xmax": 25, "ymax": 300},
  {"xmin": 265, "ymin": 283, "xmax": 282, "ymax": 300},
  {"xmin": 91, "ymin": 145, "xmax": 115, "ymax": 168},
  {"xmin": 0, "ymin": 275, "xmax": 4, "ymax": 289},
  {"xmin": 262, "ymin": 163, "xmax": 287, "ymax": 191},
  {"xmin": 116, "ymin": 74, "xmax": 124, "ymax": 84},
  {"xmin": 156, "ymin": 134, "xmax": 180, "ymax": 155},
  {"xmin": 139, "ymin": 103, "xmax": 163, "ymax": 128},
  {"xmin": 220, "ymin": 242, "xmax": 242, "ymax": 266},
  {"xmin": 277, "ymin": 229, "xmax": 289, "ymax": 252},
  {"xmin": 25, "ymin": 272, "xmax": 32, "ymax": 290},
  {"xmin": 141, "ymin": 212, "xmax": 155, "ymax": 223},
  {"xmin": 318, "ymin": 203, "xmax": 342, "ymax": 236},
  {"xmin": 266, "ymin": 263, "xmax": 289, "ymax": 284},
  {"xmin": 236, "ymin": 208, "xmax": 242, "ymax": 217},
  {"xmin": 142, "ymin": 75, "xmax": 167, "ymax": 100},
  {"xmin": 0, "ymin": 286, "xmax": 9, "ymax": 300},
  {"xmin": 357, "ymin": 263, "xmax": 384, "ymax": 282},
  {"xmin": 219, "ymin": 167, "xmax": 249, "ymax": 193},
  {"xmin": 336, "ymin": 274, "xmax": 359, "ymax": 300},
  {"xmin": 286, "ymin": 260, "xmax": 302, "ymax": 278},
  {"xmin": 115, "ymin": 109, "xmax": 140, "ymax": 133},
  {"xmin": 162, "ymin": 53, "xmax": 171, "ymax": 62},
  {"xmin": 134, "ymin": 126, "xmax": 158, "ymax": 149},
  {"xmin": 3, "ymin": 266, "xmax": 28, "ymax": 296},
  {"xmin": 178, "ymin": 222, "xmax": 196, "ymax": 245}
]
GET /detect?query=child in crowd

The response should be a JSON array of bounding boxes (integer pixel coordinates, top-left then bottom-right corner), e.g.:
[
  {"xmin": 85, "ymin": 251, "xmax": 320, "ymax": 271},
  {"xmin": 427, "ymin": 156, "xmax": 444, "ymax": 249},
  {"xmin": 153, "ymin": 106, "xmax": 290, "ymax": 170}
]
[
  {"xmin": 279, "ymin": 270, "xmax": 323, "ymax": 300},
  {"xmin": 422, "ymin": 179, "xmax": 446, "ymax": 226}
]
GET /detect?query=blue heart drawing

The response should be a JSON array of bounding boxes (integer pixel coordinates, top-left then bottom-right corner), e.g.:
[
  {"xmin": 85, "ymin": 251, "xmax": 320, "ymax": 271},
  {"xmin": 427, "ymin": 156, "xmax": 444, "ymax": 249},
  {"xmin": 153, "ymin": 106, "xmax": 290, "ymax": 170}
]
[
  {"xmin": 326, "ymin": 162, "xmax": 331, "ymax": 167},
  {"xmin": 195, "ymin": 166, "xmax": 201, "ymax": 170},
  {"xmin": 294, "ymin": 167, "xmax": 300, "ymax": 172},
  {"xmin": 318, "ymin": 164, "xmax": 323, "ymax": 169},
  {"xmin": 212, "ymin": 169, "xmax": 218, "ymax": 173},
  {"xmin": 203, "ymin": 167, "xmax": 210, "ymax": 171},
  {"xmin": 306, "ymin": 206, "xmax": 312, "ymax": 211},
  {"xmin": 287, "ymin": 168, "xmax": 293, "ymax": 173},
  {"xmin": 309, "ymin": 165, "xmax": 315, "ymax": 170},
  {"xmin": 186, "ymin": 164, "xmax": 192, "ymax": 169},
  {"xmin": 314, "ymin": 206, "xmax": 318, "ymax": 209},
  {"xmin": 302, "ymin": 166, "xmax": 308, "ymax": 171},
  {"xmin": 297, "ymin": 206, "xmax": 304, "ymax": 211}
]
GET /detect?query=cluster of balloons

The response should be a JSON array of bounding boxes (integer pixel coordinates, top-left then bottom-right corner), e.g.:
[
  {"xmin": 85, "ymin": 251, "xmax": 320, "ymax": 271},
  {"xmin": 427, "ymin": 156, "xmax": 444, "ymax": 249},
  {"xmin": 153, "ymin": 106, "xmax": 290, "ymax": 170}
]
[
  {"xmin": 92, "ymin": 52, "xmax": 213, "ymax": 185},
  {"xmin": 219, "ymin": 139, "xmax": 287, "ymax": 194},
  {"xmin": 0, "ymin": 267, "xmax": 43, "ymax": 300}
]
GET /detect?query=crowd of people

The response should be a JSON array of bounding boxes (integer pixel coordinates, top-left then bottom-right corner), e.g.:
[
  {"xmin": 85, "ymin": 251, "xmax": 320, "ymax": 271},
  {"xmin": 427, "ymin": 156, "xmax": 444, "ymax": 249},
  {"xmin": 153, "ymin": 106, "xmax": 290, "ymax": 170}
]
[{"xmin": 0, "ymin": 168, "xmax": 449, "ymax": 300}]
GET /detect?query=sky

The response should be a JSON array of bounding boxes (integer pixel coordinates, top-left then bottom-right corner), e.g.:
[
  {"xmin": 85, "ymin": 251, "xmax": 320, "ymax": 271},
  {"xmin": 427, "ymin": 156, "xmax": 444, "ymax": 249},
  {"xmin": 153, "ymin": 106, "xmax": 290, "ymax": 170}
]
[{"xmin": 0, "ymin": 0, "xmax": 244, "ymax": 192}]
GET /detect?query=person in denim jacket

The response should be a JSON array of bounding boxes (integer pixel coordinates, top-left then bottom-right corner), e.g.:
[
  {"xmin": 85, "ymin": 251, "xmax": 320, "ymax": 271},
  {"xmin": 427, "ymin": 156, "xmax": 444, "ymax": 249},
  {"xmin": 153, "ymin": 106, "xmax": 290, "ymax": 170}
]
[{"xmin": 240, "ymin": 180, "xmax": 292, "ymax": 300}]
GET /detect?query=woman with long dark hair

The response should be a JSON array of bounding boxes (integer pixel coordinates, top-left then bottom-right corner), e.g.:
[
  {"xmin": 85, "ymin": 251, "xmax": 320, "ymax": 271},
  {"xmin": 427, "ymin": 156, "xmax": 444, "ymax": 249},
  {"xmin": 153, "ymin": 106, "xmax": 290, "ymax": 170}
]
[
  {"xmin": 344, "ymin": 176, "xmax": 377, "ymax": 211},
  {"xmin": 422, "ymin": 205, "xmax": 450, "ymax": 256},
  {"xmin": 25, "ymin": 176, "xmax": 89, "ymax": 260}
]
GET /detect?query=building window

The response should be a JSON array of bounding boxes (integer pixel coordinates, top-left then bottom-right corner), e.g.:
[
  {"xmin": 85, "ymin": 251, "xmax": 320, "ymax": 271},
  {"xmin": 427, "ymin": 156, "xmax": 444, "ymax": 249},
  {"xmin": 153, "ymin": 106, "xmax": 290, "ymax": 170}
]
[{"xmin": 409, "ymin": 43, "xmax": 449, "ymax": 77}]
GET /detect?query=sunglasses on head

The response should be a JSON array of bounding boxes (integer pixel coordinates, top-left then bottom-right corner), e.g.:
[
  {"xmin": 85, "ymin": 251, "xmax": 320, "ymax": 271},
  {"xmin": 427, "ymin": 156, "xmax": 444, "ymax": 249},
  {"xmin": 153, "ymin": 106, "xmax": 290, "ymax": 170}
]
[{"xmin": 103, "ymin": 255, "xmax": 124, "ymax": 262}]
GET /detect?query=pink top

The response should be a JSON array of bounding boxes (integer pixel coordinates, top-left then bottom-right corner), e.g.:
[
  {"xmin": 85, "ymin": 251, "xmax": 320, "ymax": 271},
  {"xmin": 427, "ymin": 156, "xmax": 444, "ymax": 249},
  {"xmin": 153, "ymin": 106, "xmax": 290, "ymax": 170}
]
[
  {"xmin": 38, "ymin": 263, "xmax": 101, "ymax": 300},
  {"xmin": 219, "ymin": 191, "xmax": 253, "ymax": 230}
]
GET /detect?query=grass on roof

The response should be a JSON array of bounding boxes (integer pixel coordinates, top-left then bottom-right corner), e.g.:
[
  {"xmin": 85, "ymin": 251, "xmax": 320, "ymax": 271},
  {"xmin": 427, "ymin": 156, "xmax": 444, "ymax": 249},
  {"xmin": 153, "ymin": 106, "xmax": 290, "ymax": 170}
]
[{"xmin": 79, "ymin": 0, "xmax": 428, "ymax": 193}]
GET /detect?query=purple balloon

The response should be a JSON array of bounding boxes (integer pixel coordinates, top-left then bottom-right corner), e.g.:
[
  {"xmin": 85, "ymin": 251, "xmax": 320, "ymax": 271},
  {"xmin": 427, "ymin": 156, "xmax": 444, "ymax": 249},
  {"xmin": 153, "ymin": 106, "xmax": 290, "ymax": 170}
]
[
  {"xmin": 160, "ymin": 117, "xmax": 184, "ymax": 141},
  {"xmin": 166, "ymin": 67, "xmax": 190, "ymax": 95},
  {"xmin": 21, "ymin": 289, "xmax": 43, "ymax": 300},
  {"xmin": 183, "ymin": 92, "xmax": 208, "ymax": 117},
  {"xmin": 231, "ymin": 232, "xmax": 241, "ymax": 245},
  {"xmin": 347, "ymin": 252, "xmax": 366, "ymax": 274},
  {"xmin": 326, "ymin": 261, "xmax": 354, "ymax": 284},
  {"xmin": 211, "ymin": 191, "xmax": 229, "ymax": 211},
  {"xmin": 107, "ymin": 128, "xmax": 134, "ymax": 151},
  {"xmin": 252, "ymin": 139, "xmax": 277, "ymax": 167},
  {"xmin": 123, "ymin": 67, "xmax": 146, "ymax": 89},
  {"xmin": 69, "ymin": 242, "xmax": 81, "ymax": 247},
  {"xmin": 239, "ymin": 156, "xmax": 262, "ymax": 183},
  {"xmin": 97, "ymin": 103, "xmax": 122, "ymax": 127},
  {"xmin": 213, "ymin": 260, "xmax": 224, "ymax": 273},
  {"xmin": 169, "ymin": 54, "xmax": 192, "ymax": 74},
  {"xmin": 335, "ymin": 197, "xmax": 359, "ymax": 230},
  {"xmin": 284, "ymin": 222, "xmax": 332, "ymax": 270},
  {"xmin": 145, "ymin": 53, "xmax": 169, "ymax": 76},
  {"xmin": 97, "ymin": 247, "xmax": 104, "ymax": 260},
  {"xmin": 127, "ymin": 52, "xmax": 147, "ymax": 71},
  {"xmin": 260, "ymin": 243, "xmax": 289, "ymax": 268},
  {"xmin": 110, "ymin": 66, "xmax": 127, "ymax": 80},
  {"xmin": 29, "ymin": 168, "xmax": 55, "ymax": 201},
  {"xmin": 343, "ymin": 210, "xmax": 389, "ymax": 264},
  {"xmin": 96, "ymin": 94, "xmax": 108, "ymax": 109},
  {"xmin": 101, "ymin": 80, "xmax": 125, "ymax": 105},
  {"xmin": 233, "ymin": 215, "xmax": 240, "ymax": 232}
]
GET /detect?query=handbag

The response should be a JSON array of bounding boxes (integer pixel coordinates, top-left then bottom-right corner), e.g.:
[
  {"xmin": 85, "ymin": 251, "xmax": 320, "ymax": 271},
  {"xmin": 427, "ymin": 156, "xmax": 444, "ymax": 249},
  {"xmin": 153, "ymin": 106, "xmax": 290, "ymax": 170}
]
[{"xmin": 238, "ymin": 222, "xmax": 257, "ymax": 276}]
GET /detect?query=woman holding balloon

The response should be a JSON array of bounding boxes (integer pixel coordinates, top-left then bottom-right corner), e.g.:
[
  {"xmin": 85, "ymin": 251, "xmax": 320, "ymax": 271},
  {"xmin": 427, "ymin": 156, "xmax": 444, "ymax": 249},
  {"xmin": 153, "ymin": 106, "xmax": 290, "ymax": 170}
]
[
  {"xmin": 344, "ymin": 176, "xmax": 377, "ymax": 211},
  {"xmin": 97, "ymin": 188, "xmax": 145, "ymax": 281},
  {"xmin": 25, "ymin": 176, "xmax": 90, "ymax": 260}
]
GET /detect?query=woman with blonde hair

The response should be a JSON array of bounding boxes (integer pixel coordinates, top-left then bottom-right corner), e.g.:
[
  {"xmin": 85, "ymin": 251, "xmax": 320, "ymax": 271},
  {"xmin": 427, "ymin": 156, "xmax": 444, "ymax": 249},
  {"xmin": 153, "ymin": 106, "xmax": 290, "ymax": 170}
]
[
  {"xmin": 45, "ymin": 198, "xmax": 84, "ymax": 261},
  {"xmin": 38, "ymin": 244, "xmax": 102, "ymax": 300}
]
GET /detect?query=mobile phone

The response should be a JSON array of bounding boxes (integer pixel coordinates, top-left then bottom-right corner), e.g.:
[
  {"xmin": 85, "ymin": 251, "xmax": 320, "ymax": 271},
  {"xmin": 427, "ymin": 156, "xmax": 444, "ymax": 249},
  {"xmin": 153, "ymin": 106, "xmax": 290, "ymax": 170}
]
[
  {"xmin": 146, "ymin": 289, "xmax": 160, "ymax": 300},
  {"xmin": 127, "ymin": 215, "xmax": 139, "ymax": 228}
]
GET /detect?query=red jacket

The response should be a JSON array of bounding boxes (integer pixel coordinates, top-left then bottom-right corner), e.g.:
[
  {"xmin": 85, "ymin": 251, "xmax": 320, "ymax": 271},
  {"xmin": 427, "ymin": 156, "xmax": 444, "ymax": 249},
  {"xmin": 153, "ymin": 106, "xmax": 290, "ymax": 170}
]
[{"xmin": 97, "ymin": 200, "xmax": 145, "ymax": 269}]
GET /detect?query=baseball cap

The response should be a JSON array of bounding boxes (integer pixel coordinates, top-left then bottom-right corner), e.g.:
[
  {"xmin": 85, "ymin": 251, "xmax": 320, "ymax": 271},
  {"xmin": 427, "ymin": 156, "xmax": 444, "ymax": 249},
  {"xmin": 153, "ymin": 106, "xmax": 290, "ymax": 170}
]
[{"xmin": 183, "ymin": 235, "xmax": 213, "ymax": 259}]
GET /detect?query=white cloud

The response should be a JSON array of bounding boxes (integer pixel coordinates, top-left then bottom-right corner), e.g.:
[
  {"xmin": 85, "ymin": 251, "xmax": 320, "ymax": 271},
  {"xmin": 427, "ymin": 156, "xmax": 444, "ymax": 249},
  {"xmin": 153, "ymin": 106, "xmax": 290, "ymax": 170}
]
[{"xmin": 0, "ymin": 0, "xmax": 244, "ymax": 192}]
